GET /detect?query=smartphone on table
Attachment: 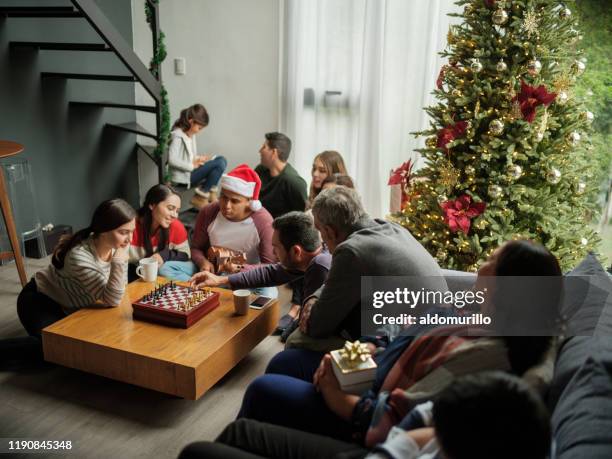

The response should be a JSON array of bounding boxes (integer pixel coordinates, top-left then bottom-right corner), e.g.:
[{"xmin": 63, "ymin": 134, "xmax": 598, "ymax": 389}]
[{"xmin": 249, "ymin": 296, "xmax": 273, "ymax": 310}]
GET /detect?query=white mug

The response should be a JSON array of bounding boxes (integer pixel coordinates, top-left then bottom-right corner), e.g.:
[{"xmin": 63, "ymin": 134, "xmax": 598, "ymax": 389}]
[{"xmin": 136, "ymin": 257, "xmax": 158, "ymax": 282}]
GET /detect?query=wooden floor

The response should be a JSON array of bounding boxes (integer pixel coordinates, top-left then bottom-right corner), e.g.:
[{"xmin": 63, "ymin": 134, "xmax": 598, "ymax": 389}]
[{"xmin": 0, "ymin": 256, "xmax": 287, "ymax": 458}]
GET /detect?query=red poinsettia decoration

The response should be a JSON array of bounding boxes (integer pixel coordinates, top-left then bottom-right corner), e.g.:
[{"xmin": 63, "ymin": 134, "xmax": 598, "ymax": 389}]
[
  {"xmin": 437, "ymin": 121, "xmax": 468, "ymax": 151},
  {"xmin": 514, "ymin": 80, "xmax": 557, "ymax": 123},
  {"xmin": 388, "ymin": 160, "xmax": 414, "ymax": 209},
  {"xmin": 440, "ymin": 194, "xmax": 486, "ymax": 234}
]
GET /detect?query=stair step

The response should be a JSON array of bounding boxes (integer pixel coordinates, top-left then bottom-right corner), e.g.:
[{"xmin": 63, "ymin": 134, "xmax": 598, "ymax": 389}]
[
  {"xmin": 135, "ymin": 143, "xmax": 158, "ymax": 163},
  {"xmin": 70, "ymin": 101, "xmax": 157, "ymax": 113},
  {"xmin": 106, "ymin": 122, "xmax": 158, "ymax": 140},
  {"xmin": 0, "ymin": 6, "xmax": 83, "ymax": 18},
  {"xmin": 9, "ymin": 41, "xmax": 112, "ymax": 52},
  {"xmin": 42, "ymin": 72, "xmax": 136, "ymax": 82}
]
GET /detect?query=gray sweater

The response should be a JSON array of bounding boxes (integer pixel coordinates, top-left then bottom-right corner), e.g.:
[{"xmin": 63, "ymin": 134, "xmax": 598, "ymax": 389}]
[{"xmin": 286, "ymin": 218, "xmax": 448, "ymax": 351}]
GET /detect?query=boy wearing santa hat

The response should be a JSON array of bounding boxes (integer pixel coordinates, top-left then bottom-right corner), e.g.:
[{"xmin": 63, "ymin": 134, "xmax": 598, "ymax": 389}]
[{"xmin": 160, "ymin": 164, "xmax": 277, "ymax": 296}]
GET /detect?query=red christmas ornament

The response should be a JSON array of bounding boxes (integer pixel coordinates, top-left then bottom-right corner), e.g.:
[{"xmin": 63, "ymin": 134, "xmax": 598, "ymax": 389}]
[
  {"xmin": 514, "ymin": 80, "xmax": 557, "ymax": 123},
  {"xmin": 436, "ymin": 65, "xmax": 448, "ymax": 90},
  {"xmin": 484, "ymin": 0, "xmax": 497, "ymax": 7},
  {"xmin": 437, "ymin": 121, "xmax": 468, "ymax": 151},
  {"xmin": 440, "ymin": 194, "xmax": 486, "ymax": 234}
]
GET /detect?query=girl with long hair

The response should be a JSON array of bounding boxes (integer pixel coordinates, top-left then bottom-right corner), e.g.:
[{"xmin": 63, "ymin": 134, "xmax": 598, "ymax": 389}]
[
  {"xmin": 308, "ymin": 150, "xmax": 347, "ymax": 206},
  {"xmin": 129, "ymin": 184, "xmax": 190, "ymax": 281},
  {"xmin": 168, "ymin": 103, "xmax": 227, "ymax": 201}
]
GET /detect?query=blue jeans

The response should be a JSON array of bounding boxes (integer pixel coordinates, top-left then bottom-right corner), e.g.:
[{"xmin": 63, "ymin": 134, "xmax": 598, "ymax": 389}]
[
  {"xmin": 265, "ymin": 349, "xmax": 325, "ymax": 382},
  {"xmin": 190, "ymin": 156, "xmax": 227, "ymax": 191},
  {"xmin": 160, "ymin": 261, "xmax": 278, "ymax": 298},
  {"xmin": 237, "ymin": 374, "xmax": 354, "ymax": 442}
]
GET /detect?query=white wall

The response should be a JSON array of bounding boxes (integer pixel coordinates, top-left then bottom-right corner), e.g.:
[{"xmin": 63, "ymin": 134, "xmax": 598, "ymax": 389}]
[{"xmin": 132, "ymin": 0, "xmax": 281, "ymax": 201}]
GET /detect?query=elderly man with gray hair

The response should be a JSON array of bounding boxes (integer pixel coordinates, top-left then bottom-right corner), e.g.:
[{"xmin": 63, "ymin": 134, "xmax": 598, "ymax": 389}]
[{"xmin": 285, "ymin": 186, "xmax": 448, "ymax": 351}]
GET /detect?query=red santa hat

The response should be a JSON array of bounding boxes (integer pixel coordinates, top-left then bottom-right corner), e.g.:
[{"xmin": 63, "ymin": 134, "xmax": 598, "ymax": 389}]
[{"xmin": 220, "ymin": 163, "xmax": 262, "ymax": 211}]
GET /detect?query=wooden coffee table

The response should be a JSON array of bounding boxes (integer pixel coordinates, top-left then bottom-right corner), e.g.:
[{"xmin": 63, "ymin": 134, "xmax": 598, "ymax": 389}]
[{"xmin": 42, "ymin": 278, "xmax": 279, "ymax": 400}]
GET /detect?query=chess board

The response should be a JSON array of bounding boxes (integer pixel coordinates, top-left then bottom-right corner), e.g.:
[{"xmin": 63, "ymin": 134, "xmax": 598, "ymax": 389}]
[{"xmin": 132, "ymin": 283, "xmax": 221, "ymax": 328}]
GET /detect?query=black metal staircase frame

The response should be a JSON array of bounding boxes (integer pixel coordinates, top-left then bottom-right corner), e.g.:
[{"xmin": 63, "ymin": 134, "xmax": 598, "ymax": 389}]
[{"xmin": 1, "ymin": 1, "xmax": 166, "ymax": 182}]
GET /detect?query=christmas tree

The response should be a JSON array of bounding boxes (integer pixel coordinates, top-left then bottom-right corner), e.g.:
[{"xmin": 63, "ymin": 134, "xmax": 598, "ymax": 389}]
[{"xmin": 393, "ymin": 0, "xmax": 600, "ymax": 272}]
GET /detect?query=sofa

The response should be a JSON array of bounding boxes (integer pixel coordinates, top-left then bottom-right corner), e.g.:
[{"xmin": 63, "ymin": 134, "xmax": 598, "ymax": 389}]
[{"xmin": 442, "ymin": 254, "xmax": 612, "ymax": 459}]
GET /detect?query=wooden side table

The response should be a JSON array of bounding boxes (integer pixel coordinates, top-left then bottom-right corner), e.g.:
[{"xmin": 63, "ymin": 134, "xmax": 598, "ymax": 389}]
[{"xmin": 0, "ymin": 140, "xmax": 28, "ymax": 286}]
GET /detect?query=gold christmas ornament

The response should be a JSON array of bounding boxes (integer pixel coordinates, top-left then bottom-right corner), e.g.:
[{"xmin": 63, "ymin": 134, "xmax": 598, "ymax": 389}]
[
  {"xmin": 559, "ymin": 7, "xmax": 571, "ymax": 19},
  {"xmin": 496, "ymin": 60, "xmax": 508, "ymax": 72},
  {"xmin": 553, "ymin": 73, "xmax": 572, "ymax": 93},
  {"xmin": 474, "ymin": 219, "xmax": 489, "ymax": 230},
  {"xmin": 426, "ymin": 136, "xmax": 438, "ymax": 148},
  {"xmin": 557, "ymin": 91, "xmax": 569, "ymax": 105},
  {"xmin": 452, "ymin": 88, "xmax": 462, "ymax": 97},
  {"xmin": 489, "ymin": 119, "xmax": 504, "ymax": 136},
  {"xmin": 488, "ymin": 184, "xmax": 503, "ymax": 199},
  {"xmin": 546, "ymin": 168, "xmax": 562, "ymax": 184},
  {"xmin": 522, "ymin": 9, "xmax": 539, "ymax": 38},
  {"xmin": 439, "ymin": 162, "xmax": 460, "ymax": 189},
  {"xmin": 575, "ymin": 182, "xmax": 586, "ymax": 195},
  {"xmin": 527, "ymin": 59, "xmax": 542, "ymax": 76},
  {"xmin": 571, "ymin": 60, "xmax": 586, "ymax": 75},
  {"xmin": 566, "ymin": 131, "xmax": 581, "ymax": 146},
  {"xmin": 492, "ymin": 8, "xmax": 509, "ymax": 25},
  {"xmin": 507, "ymin": 164, "xmax": 523, "ymax": 180},
  {"xmin": 470, "ymin": 59, "xmax": 483, "ymax": 73},
  {"xmin": 436, "ymin": 249, "xmax": 448, "ymax": 262},
  {"xmin": 467, "ymin": 264, "xmax": 479, "ymax": 273}
]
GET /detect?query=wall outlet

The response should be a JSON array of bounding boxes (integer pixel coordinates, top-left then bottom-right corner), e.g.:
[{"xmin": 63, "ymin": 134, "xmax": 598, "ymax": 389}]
[{"xmin": 174, "ymin": 58, "xmax": 186, "ymax": 75}]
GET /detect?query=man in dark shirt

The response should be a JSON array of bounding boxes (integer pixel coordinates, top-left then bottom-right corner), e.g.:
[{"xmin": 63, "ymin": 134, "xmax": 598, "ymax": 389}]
[
  {"xmin": 254, "ymin": 132, "xmax": 308, "ymax": 218},
  {"xmin": 190, "ymin": 212, "xmax": 331, "ymax": 335}
]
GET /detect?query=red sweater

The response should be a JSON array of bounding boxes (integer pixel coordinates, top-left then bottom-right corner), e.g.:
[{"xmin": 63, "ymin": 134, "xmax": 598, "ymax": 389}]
[
  {"xmin": 129, "ymin": 218, "xmax": 190, "ymax": 263},
  {"xmin": 191, "ymin": 202, "xmax": 276, "ymax": 270}
]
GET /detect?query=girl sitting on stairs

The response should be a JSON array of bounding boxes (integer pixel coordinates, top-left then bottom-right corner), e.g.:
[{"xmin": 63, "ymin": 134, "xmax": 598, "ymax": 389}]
[{"xmin": 167, "ymin": 103, "xmax": 227, "ymax": 204}]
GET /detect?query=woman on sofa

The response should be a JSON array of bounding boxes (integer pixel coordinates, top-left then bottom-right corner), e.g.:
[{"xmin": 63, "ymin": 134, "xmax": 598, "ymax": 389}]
[{"xmin": 234, "ymin": 240, "xmax": 562, "ymax": 444}]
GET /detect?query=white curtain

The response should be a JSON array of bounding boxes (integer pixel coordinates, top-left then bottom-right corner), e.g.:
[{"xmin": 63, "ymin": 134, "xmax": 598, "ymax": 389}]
[{"xmin": 281, "ymin": 0, "xmax": 460, "ymax": 218}]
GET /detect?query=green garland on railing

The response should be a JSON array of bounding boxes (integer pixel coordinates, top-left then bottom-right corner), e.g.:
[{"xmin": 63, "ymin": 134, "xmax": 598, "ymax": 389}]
[{"xmin": 145, "ymin": 0, "xmax": 170, "ymax": 162}]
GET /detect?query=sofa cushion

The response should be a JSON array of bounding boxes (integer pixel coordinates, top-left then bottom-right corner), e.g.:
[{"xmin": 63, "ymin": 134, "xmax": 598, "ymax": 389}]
[{"xmin": 551, "ymin": 352, "xmax": 612, "ymax": 459}]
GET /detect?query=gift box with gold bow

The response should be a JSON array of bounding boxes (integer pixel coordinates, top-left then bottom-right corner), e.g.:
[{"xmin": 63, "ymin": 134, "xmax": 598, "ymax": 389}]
[{"xmin": 330, "ymin": 340, "xmax": 377, "ymax": 395}]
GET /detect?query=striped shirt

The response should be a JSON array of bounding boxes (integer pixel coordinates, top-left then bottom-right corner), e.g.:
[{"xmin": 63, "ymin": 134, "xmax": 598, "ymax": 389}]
[{"xmin": 35, "ymin": 236, "xmax": 127, "ymax": 314}]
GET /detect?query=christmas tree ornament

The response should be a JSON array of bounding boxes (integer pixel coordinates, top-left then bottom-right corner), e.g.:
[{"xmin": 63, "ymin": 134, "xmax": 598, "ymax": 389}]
[
  {"xmin": 553, "ymin": 73, "xmax": 572, "ymax": 93},
  {"xmin": 580, "ymin": 238, "xmax": 588, "ymax": 246},
  {"xmin": 527, "ymin": 59, "xmax": 542, "ymax": 76},
  {"xmin": 581, "ymin": 111, "xmax": 594, "ymax": 123},
  {"xmin": 492, "ymin": 8, "xmax": 509, "ymax": 25},
  {"xmin": 426, "ymin": 136, "xmax": 438, "ymax": 148},
  {"xmin": 447, "ymin": 26, "xmax": 457, "ymax": 45},
  {"xmin": 507, "ymin": 164, "xmax": 523, "ymax": 180},
  {"xmin": 440, "ymin": 195, "xmax": 486, "ymax": 234},
  {"xmin": 488, "ymin": 184, "xmax": 503, "ymax": 198},
  {"xmin": 509, "ymin": 101, "xmax": 523, "ymax": 120},
  {"xmin": 496, "ymin": 60, "xmax": 508, "ymax": 72},
  {"xmin": 436, "ymin": 249, "xmax": 448, "ymax": 262},
  {"xmin": 514, "ymin": 80, "xmax": 557, "ymax": 123},
  {"xmin": 452, "ymin": 88, "xmax": 462, "ymax": 97},
  {"xmin": 546, "ymin": 168, "xmax": 561, "ymax": 184},
  {"xmin": 575, "ymin": 181, "xmax": 586, "ymax": 195},
  {"xmin": 557, "ymin": 91, "xmax": 569, "ymax": 105},
  {"xmin": 437, "ymin": 193, "xmax": 448, "ymax": 204},
  {"xmin": 571, "ymin": 60, "xmax": 585, "ymax": 75},
  {"xmin": 465, "ymin": 165, "xmax": 476, "ymax": 176},
  {"xmin": 438, "ymin": 162, "xmax": 460, "ymax": 189},
  {"xmin": 522, "ymin": 9, "xmax": 539, "ymax": 38},
  {"xmin": 559, "ymin": 7, "xmax": 571, "ymax": 19},
  {"xmin": 467, "ymin": 264, "xmax": 479, "ymax": 273},
  {"xmin": 470, "ymin": 59, "xmax": 483, "ymax": 73},
  {"xmin": 566, "ymin": 131, "xmax": 581, "ymax": 146},
  {"xmin": 489, "ymin": 119, "xmax": 504, "ymax": 135}
]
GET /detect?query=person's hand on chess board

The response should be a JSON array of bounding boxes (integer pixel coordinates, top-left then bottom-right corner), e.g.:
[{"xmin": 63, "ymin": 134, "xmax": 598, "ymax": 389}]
[{"xmin": 190, "ymin": 271, "xmax": 229, "ymax": 289}]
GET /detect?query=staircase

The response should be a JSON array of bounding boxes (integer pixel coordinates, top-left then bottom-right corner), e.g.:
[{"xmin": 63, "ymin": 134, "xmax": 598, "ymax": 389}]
[{"xmin": 0, "ymin": 0, "xmax": 165, "ymax": 182}]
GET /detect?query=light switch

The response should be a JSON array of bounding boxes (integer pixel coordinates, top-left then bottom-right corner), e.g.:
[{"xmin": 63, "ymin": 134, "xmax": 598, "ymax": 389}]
[{"xmin": 174, "ymin": 58, "xmax": 186, "ymax": 75}]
